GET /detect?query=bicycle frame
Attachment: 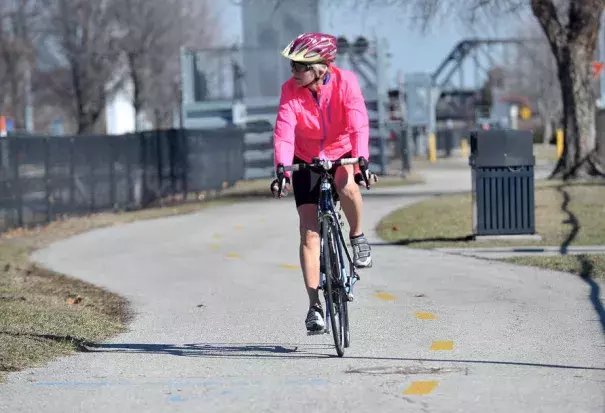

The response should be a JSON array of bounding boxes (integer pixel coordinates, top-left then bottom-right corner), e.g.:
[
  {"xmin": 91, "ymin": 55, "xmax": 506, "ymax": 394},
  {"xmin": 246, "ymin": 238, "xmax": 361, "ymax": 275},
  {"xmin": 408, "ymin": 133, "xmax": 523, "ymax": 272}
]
[
  {"xmin": 316, "ymin": 168, "xmax": 359, "ymax": 302},
  {"xmin": 278, "ymin": 156, "xmax": 370, "ymax": 349}
]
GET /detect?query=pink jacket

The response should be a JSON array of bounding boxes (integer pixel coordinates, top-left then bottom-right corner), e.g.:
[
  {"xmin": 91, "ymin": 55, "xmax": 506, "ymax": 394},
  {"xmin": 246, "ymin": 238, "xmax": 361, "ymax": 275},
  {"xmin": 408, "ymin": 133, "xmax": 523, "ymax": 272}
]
[{"xmin": 273, "ymin": 65, "xmax": 370, "ymax": 176}]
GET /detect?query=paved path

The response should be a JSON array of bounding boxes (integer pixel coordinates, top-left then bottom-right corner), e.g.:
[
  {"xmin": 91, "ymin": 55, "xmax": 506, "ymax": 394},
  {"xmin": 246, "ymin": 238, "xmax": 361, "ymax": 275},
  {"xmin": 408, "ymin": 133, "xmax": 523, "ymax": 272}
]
[{"xmin": 0, "ymin": 166, "xmax": 603, "ymax": 413}]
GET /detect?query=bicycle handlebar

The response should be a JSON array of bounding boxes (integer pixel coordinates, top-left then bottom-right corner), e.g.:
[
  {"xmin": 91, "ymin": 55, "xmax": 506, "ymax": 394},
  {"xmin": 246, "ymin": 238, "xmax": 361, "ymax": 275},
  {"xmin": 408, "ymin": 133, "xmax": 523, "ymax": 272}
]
[
  {"xmin": 276, "ymin": 156, "xmax": 372, "ymax": 193},
  {"xmin": 282, "ymin": 157, "xmax": 365, "ymax": 172}
]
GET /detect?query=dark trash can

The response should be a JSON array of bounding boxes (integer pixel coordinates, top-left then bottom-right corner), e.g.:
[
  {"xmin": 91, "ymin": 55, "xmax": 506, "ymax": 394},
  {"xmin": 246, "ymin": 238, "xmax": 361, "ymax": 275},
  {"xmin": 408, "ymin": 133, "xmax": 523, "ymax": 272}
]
[{"xmin": 469, "ymin": 129, "xmax": 536, "ymax": 236}]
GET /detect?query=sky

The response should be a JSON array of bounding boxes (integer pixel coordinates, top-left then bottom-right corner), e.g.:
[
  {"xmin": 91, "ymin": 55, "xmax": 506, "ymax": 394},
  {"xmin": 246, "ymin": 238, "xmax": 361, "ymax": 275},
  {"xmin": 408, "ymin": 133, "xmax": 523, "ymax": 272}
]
[{"xmin": 211, "ymin": 0, "xmax": 527, "ymax": 87}]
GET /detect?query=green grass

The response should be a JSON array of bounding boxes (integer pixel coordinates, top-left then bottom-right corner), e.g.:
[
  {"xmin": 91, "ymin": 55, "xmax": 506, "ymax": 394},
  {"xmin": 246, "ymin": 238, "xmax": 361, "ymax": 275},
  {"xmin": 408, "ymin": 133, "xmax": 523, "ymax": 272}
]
[
  {"xmin": 377, "ymin": 179, "xmax": 605, "ymax": 249},
  {"xmin": 533, "ymin": 144, "xmax": 559, "ymax": 162},
  {"xmin": 376, "ymin": 179, "xmax": 605, "ymax": 278},
  {"xmin": 501, "ymin": 255, "xmax": 605, "ymax": 279}
]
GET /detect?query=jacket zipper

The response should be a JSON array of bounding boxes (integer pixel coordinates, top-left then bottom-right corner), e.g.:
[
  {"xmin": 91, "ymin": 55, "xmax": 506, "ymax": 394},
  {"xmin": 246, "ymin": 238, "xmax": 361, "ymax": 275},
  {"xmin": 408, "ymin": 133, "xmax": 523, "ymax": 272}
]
[{"xmin": 313, "ymin": 93, "xmax": 327, "ymax": 156}]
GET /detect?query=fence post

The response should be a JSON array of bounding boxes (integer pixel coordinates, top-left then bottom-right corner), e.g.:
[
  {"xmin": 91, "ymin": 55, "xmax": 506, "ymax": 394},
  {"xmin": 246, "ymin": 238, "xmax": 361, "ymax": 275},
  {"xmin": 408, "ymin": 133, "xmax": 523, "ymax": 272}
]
[
  {"xmin": 156, "ymin": 131, "xmax": 162, "ymax": 200},
  {"xmin": 556, "ymin": 129, "xmax": 564, "ymax": 159},
  {"xmin": 168, "ymin": 130, "xmax": 176, "ymax": 198},
  {"xmin": 12, "ymin": 139, "xmax": 23, "ymax": 228},
  {"xmin": 181, "ymin": 129, "xmax": 189, "ymax": 200},
  {"xmin": 429, "ymin": 133, "xmax": 437, "ymax": 163},
  {"xmin": 89, "ymin": 139, "xmax": 96, "ymax": 212},
  {"xmin": 401, "ymin": 129, "xmax": 411, "ymax": 172},
  {"xmin": 125, "ymin": 135, "xmax": 134, "ymax": 206},
  {"xmin": 69, "ymin": 137, "xmax": 75, "ymax": 206},
  {"xmin": 140, "ymin": 133, "xmax": 148, "ymax": 206},
  {"xmin": 110, "ymin": 136, "xmax": 116, "ymax": 209},
  {"xmin": 375, "ymin": 37, "xmax": 388, "ymax": 175},
  {"xmin": 44, "ymin": 137, "xmax": 51, "ymax": 223}
]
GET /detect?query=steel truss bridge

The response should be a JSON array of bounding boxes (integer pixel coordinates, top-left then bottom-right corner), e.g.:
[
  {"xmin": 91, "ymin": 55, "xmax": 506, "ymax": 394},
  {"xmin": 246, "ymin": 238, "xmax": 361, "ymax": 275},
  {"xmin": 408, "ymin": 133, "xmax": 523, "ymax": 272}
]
[{"xmin": 428, "ymin": 37, "xmax": 544, "ymax": 122}]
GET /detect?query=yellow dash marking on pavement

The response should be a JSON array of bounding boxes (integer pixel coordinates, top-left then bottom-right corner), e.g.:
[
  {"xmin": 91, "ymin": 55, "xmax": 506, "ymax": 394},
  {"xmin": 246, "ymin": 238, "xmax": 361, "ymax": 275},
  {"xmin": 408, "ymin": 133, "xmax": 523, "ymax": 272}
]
[
  {"xmin": 373, "ymin": 292, "xmax": 396, "ymax": 301},
  {"xmin": 234, "ymin": 226, "xmax": 244, "ymax": 230},
  {"xmin": 209, "ymin": 244, "xmax": 220, "ymax": 249},
  {"xmin": 430, "ymin": 340, "xmax": 454, "ymax": 351},
  {"xmin": 212, "ymin": 234, "xmax": 222, "ymax": 239},
  {"xmin": 415, "ymin": 312, "xmax": 437, "ymax": 320},
  {"xmin": 226, "ymin": 253, "xmax": 241, "ymax": 259},
  {"xmin": 403, "ymin": 381, "xmax": 439, "ymax": 395},
  {"xmin": 280, "ymin": 264, "xmax": 300, "ymax": 270},
  {"xmin": 259, "ymin": 218, "xmax": 266, "ymax": 222}
]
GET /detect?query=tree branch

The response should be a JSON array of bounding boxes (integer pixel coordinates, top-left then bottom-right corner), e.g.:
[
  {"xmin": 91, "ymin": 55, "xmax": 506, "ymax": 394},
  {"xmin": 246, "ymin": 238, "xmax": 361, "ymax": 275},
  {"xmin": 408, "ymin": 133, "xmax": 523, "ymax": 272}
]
[
  {"xmin": 568, "ymin": 0, "xmax": 604, "ymax": 44},
  {"xmin": 530, "ymin": 0, "xmax": 566, "ymax": 61}
]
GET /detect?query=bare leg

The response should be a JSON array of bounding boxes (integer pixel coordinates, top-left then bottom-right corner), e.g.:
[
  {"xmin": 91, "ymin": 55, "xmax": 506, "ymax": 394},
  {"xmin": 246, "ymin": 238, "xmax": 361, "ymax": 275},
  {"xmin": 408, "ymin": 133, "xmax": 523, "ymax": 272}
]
[
  {"xmin": 297, "ymin": 204, "xmax": 321, "ymax": 307},
  {"xmin": 334, "ymin": 165, "xmax": 363, "ymax": 236}
]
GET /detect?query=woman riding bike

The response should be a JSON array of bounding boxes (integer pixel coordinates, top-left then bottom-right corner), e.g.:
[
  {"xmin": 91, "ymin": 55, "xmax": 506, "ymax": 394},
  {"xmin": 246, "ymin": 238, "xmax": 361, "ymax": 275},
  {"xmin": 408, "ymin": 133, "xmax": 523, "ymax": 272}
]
[{"xmin": 270, "ymin": 32, "xmax": 376, "ymax": 333}]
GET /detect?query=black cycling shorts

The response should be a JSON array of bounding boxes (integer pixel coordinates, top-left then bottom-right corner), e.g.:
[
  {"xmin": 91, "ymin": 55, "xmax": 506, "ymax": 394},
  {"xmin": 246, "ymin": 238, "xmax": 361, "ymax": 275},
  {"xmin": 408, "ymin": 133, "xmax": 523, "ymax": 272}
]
[{"xmin": 291, "ymin": 152, "xmax": 352, "ymax": 208}]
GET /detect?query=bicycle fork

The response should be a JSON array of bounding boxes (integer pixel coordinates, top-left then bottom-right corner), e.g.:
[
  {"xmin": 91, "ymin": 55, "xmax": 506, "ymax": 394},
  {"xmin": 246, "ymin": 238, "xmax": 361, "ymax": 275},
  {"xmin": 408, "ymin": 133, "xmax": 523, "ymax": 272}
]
[
  {"xmin": 331, "ymin": 217, "xmax": 359, "ymax": 302},
  {"xmin": 319, "ymin": 216, "xmax": 358, "ymax": 302}
]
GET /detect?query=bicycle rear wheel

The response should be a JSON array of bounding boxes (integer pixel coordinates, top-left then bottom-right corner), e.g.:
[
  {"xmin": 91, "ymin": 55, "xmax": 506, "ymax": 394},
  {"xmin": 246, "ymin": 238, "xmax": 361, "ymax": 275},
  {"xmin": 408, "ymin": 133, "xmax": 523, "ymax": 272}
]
[{"xmin": 321, "ymin": 217, "xmax": 345, "ymax": 357}]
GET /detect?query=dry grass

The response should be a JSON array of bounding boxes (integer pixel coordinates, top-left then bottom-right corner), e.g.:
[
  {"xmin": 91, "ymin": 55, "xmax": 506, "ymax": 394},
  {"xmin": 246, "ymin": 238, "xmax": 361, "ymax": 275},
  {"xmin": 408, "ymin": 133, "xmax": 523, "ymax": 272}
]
[
  {"xmin": 375, "ymin": 179, "xmax": 605, "ymax": 278},
  {"xmin": 0, "ymin": 185, "xmax": 256, "ymax": 381},
  {"xmin": 501, "ymin": 255, "xmax": 605, "ymax": 279},
  {"xmin": 377, "ymin": 179, "xmax": 605, "ymax": 249},
  {"xmin": 0, "ymin": 242, "xmax": 131, "ymax": 378}
]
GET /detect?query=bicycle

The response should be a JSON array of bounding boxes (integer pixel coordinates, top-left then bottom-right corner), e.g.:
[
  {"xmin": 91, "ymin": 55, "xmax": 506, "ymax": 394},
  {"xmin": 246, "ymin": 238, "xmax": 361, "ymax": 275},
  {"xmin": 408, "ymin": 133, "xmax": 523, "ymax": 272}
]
[{"xmin": 276, "ymin": 156, "xmax": 374, "ymax": 357}]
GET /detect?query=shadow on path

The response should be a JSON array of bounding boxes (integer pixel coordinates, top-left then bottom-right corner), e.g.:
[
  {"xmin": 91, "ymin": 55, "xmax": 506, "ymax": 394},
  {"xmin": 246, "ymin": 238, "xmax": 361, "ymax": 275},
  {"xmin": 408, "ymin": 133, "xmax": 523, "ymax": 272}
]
[
  {"xmin": 557, "ymin": 184, "xmax": 605, "ymax": 337},
  {"xmin": 82, "ymin": 342, "xmax": 605, "ymax": 371}
]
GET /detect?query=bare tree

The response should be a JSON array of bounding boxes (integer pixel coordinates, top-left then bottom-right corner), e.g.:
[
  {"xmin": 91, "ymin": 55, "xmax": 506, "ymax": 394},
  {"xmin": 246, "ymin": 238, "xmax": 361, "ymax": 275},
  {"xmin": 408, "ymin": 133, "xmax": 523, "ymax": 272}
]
[
  {"xmin": 0, "ymin": 0, "xmax": 41, "ymax": 130},
  {"xmin": 113, "ymin": 0, "xmax": 220, "ymax": 130},
  {"xmin": 39, "ymin": 0, "xmax": 124, "ymax": 134},
  {"xmin": 112, "ymin": 0, "xmax": 171, "ymax": 130},
  {"xmin": 506, "ymin": 18, "xmax": 562, "ymax": 145},
  {"xmin": 365, "ymin": 0, "xmax": 604, "ymax": 178}
]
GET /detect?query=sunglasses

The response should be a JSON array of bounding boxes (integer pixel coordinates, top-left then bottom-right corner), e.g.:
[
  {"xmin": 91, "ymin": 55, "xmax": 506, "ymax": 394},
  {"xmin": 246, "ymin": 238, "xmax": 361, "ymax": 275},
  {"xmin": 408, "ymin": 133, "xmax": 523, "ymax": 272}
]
[{"xmin": 290, "ymin": 61, "xmax": 313, "ymax": 72}]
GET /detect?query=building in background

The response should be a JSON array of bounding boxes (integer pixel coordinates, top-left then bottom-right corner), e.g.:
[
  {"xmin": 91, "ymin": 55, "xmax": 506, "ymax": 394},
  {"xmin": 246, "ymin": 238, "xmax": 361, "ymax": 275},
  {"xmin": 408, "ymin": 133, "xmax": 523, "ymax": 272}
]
[{"xmin": 241, "ymin": 0, "xmax": 320, "ymax": 99}]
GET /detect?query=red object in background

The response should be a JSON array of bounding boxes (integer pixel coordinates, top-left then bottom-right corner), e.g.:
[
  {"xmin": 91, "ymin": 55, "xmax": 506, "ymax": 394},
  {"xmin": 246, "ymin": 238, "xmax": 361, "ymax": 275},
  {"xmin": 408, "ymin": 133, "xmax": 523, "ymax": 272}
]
[{"xmin": 593, "ymin": 62, "xmax": 604, "ymax": 78}]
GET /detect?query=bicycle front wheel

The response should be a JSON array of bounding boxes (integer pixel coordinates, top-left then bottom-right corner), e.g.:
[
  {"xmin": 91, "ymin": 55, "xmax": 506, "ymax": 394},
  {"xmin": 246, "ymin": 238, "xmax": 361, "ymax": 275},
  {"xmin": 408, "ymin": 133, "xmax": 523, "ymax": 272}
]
[{"xmin": 321, "ymin": 217, "xmax": 345, "ymax": 357}]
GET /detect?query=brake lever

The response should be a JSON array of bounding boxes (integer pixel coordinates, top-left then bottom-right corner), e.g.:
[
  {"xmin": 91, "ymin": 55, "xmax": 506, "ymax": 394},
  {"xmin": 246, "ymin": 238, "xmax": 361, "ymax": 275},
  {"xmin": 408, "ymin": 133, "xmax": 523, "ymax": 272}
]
[
  {"xmin": 276, "ymin": 164, "xmax": 285, "ymax": 198},
  {"xmin": 358, "ymin": 157, "xmax": 371, "ymax": 190}
]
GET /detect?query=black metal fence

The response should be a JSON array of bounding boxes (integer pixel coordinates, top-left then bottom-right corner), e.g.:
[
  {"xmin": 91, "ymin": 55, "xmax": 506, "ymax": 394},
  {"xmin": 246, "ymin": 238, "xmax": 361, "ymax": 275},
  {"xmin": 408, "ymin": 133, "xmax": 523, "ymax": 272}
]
[{"xmin": 0, "ymin": 128, "xmax": 245, "ymax": 232}]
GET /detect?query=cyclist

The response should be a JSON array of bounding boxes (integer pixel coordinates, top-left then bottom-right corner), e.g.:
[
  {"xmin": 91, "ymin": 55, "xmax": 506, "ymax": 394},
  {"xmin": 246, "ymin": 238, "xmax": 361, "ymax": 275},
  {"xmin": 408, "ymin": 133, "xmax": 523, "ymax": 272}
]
[{"xmin": 270, "ymin": 32, "xmax": 376, "ymax": 333}]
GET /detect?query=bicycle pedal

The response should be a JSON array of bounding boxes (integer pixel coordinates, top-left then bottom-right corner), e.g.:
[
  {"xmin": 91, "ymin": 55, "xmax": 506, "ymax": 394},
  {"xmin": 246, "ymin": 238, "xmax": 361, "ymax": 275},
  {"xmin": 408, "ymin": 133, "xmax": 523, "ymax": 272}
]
[{"xmin": 307, "ymin": 329, "xmax": 328, "ymax": 336}]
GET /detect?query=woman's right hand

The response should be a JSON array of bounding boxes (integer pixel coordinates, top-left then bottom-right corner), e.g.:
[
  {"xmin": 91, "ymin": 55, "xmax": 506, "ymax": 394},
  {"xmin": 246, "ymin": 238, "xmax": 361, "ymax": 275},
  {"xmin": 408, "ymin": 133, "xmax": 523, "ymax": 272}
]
[{"xmin": 271, "ymin": 164, "xmax": 291, "ymax": 198}]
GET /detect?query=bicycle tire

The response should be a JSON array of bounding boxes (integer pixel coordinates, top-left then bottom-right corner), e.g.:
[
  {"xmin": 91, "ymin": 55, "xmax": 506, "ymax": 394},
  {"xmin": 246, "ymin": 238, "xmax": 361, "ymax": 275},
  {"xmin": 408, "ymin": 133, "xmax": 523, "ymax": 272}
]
[
  {"xmin": 321, "ymin": 217, "xmax": 345, "ymax": 357},
  {"xmin": 331, "ymin": 220, "xmax": 350, "ymax": 349},
  {"xmin": 343, "ymin": 290, "xmax": 350, "ymax": 348}
]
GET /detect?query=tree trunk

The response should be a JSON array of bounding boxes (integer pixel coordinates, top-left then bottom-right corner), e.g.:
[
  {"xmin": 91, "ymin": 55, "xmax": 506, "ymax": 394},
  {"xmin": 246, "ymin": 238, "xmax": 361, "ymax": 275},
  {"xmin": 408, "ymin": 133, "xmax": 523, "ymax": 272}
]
[
  {"xmin": 597, "ymin": 108, "xmax": 605, "ymax": 160},
  {"xmin": 72, "ymin": 62, "xmax": 88, "ymax": 134},
  {"xmin": 550, "ymin": 42, "xmax": 599, "ymax": 179},
  {"xmin": 128, "ymin": 53, "xmax": 143, "ymax": 131},
  {"xmin": 530, "ymin": 0, "xmax": 604, "ymax": 179}
]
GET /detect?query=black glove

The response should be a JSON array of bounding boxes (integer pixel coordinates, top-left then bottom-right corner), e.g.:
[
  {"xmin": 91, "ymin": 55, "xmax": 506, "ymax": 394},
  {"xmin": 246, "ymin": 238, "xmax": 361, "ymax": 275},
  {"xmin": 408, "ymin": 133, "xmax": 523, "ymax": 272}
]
[
  {"xmin": 271, "ymin": 164, "xmax": 291, "ymax": 198},
  {"xmin": 354, "ymin": 168, "xmax": 378, "ymax": 188},
  {"xmin": 270, "ymin": 176, "xmax": 291, "ymax": 198}
]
